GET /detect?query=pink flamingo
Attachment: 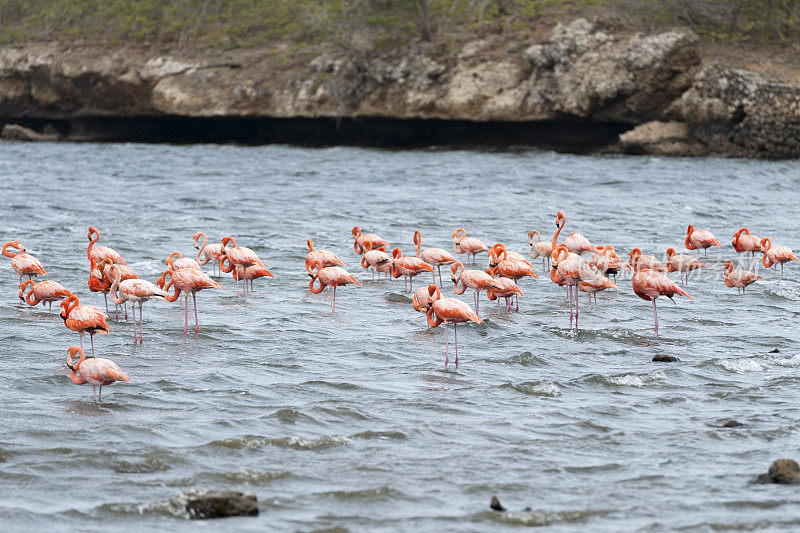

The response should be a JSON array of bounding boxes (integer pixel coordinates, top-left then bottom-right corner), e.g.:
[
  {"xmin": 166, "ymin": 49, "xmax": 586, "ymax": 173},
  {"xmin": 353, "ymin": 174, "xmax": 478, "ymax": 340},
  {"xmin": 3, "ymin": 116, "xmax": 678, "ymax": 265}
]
[
  {"xmin": 19, "ymin": 280, "xmax": 72, "ymax": 311},
  {"xmin": 390, "ymin": 248, "xmax": 434, "ymax": 292},
  {"xmin": 628, "ymin": 248, "xmax": 668, "ymax": 273},
  {"xmin": 167, "ymin": 251, "xmax": 202, "ymax": 271},
  {"xmin": 88, "ymin": 257, "xmax": 114, "ymax": 313},
  {"xmin": 760, "ymin": 238, "xmax": 799, "ymax": 279},
  {"xmin": 590, "ymin": 245, "xmax": 629, "ymax": 282},
  {"xmin": 488, "ymin": 243, "xmax": 538, "ymax": 311},
  {"xmin": 414, "ymin": 230, "xmax": 458, "ymax": 286},
  {"xmin": 307, "ymin": 260, "xmax": 361, "ymax": 312},
  {"xmin": 484, "ymin": 269, "xmax": 524, "ymax": 313},
  {"xmin": 426, "ymin": 284, "xmax": 482, "ymax": 368},
  {"xmin": 685, "ymin": 225, "xmax": 722, "ymax": 259},
  {"xmin": 162, "ymin": 268, "xmax": 224, "ymax": 342},
  {"xmin": 527, "ymin": 230, "xmax": 553, "ymax": 273},
  {"xmin": 305, "ymin": 238, "xmax": 345, "ymax": 269},
  {"xmin": 360, "ymin": 242, "xmax": 392, "ymax": 280},
  {"xmin": 107, "ymin": 265, "xmax": 169, "ymax": 343},
  {"xmin": 2, "ymin": 241, "xmax": 46, "ymax": 283},
  {"xmin": 67, "ymin": 346, "xmax": 130, "ymax": 402},
  {"xmin": 450, "ymin": 262, "xmax": 502, "ymax": 314},
  {"xmin": 732, "ymin": 228, "xmax": 765, "ymax": 270},
  {"xmin": 98, "ymin": 258, "xmax": 138, "ymax": 319},
  {"xmin": 87, "ymin": 226, "xmax": 126, "ymax": 264},
  {"xmin": 219, "ymin": 236, "xmax": 267, "ymax": 295},
  {"xmin": 724, "ymin": 260, "xmax": 762, "ymax": 294},
  {"xmin": 577, "ymin": 265, "xmax": 618, "ymax": 306},
  {"xmin": 60, "ymin": 295, "xmax": 109, "ymax": 356},
  {"xmin": 193, "ymin": 232, "xmax": 228, "ymax": 276},
  {"xmin": 452, "ymin": 228, "xmax": 489, "ymax": 263},
  {"xmin": 352, "ymin": 226, "xmax": 389, "ymax": 255},
  {"xmin": 551, "ymin": 244, "xmax": 585, "ymax": 327},
  {"xmin": 632, "ymin": 264, "xmax": 692, "ymax": 337},
  {"xmin": 666, "ymin": 247, "xmax": 706, "ymax": 286},
  {"xmin": 231, "ymin": 263, "xmax": 275, "ymax": 293}
]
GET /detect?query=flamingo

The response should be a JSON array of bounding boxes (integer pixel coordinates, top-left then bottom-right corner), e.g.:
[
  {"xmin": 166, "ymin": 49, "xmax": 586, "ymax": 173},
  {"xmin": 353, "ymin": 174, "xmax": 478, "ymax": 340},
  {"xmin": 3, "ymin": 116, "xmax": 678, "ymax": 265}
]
[
  {"xmin": 527, "ymin": 230, "xmax": 553, "ymax": 273},
  {"xmin": 685, "ymin": 225, "xmax": 722, "ymax": 259},
  {"xmin": 552, "ymin": 211, "xmax": 599, "ymax": 255},
  {"xmin": 550, "ymin": 244, "xmax": 585, "ymax": 327},
  {"xmin": 219, "ymin": 236, "xmax": 267, "ymax": 295},
  {"xmin": 732, "ymin": 228, "xmax": 765, "ymax": 269},
  {"xmin": 87, "ymin": 226, "xmax": 126, "ymax": 265},
  {"xmin": 305, "ymin": 238, "xmax": 345, "ymax": 269},
  {"xmin": 307, "ymin": 260, "xmax": 361, "ymax": 312},
  {"xmin": 724, "ymin": 260, "xmax": 762, "ymax": 294},
  {"xmin": 352, "ymin": 226, "xmax": 389, "ymax": 255},
  {"xmin": 666, "ymin": 247, "xmax": 706, "ymax": 286},
  {"xmin": 19, "ymin": 280, "xmax": 72, "ymax": 311},
  {"xmin": 590, "ymin": 245, "xmax": 628, "ymax": 282},
  {"xmin": 628, "ymin": 248, "xmax": 668, "ymax": 273},
  {"xmin": 88, "ymin": 257, "xmax": 114, "ymax": 313},
  {"xmin": 193, "ymin": 232, "xmax": 228, "ymax": 276},
  {"xmin": 162, "ymin": 268, "xmax": 224, "ymax": 342},
  {"xmin": 412, "ymin": 285, "xmax": 433, "ymax": 314},
  {"xmin": 760, "ymin": 238, "xmax": 799, "ymax": 279},
  {"xmin": 426, "ymin": 284, "xmax": 482, "ymax": 368},
  {"xmin": 632, "ymin": 264, "xmax": 692, "ymax": 337},
  {"xmin": 452, "ymin": 228, "xmax": 489, "ymax": 263},
  {"xmin": 390, "ymin": 248, "xmax": 434, "ymax": 292},
  {"xmin": 484, "ymin": 269, "xmax": 524, "ymax": 313},
  {"xmin": 2, "ymin": 241, "xmax": 46, "ymax": 284},
  {"xmin": 166, "ymin": 251, "xmax": 202, "ymax": 271},
  {"xmin": 107, "ymin": 265, "xmax": 169, "ymax": 343},
  {"xmin": 450, "ymin": 262, "xmax": 502, "ymax": 314},
  {"xmin": 488, "ymin": 243, "xmax": 538, "ymax": 311},
  {"xmin": 413, "ymin": 230, "xmax": 459, "ymax": 286},
  {"xmin": 98, "ymin": 258, "xmax": 138, "ymax": 319},
  {"xmin": 59, "ymin": 295, "xmax": 109, "ymax": 357},
  {"xmin": 66, "ymin": 346, "xmax": 130, "ymax": 402},
  {"xmin": 577, "ymin": 264, "xmax": 618, "ymax": 306},
  {"xmin": 232, "ymin": 263, "xmax": 275, "ymax": 293},
  {"xmin": 360, "ymin": 242, "xmax": 392, "ymax": 280}
]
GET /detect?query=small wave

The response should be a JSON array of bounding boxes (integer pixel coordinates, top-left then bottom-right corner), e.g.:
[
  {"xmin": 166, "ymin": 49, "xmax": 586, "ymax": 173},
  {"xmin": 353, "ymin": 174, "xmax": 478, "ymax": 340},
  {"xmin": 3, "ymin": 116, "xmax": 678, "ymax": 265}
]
[
  {"xmin": 717, "ymin": 358, "xmax": 765, "ymax": 373},
  {"xmin": 351, "ymin": 430, "xmax": 407, "ymax": 440},
  {"xmin": 113, "ymin": 458, "xmax": 170, "ymax": 474},
  {"xmin": 317, "ymin": 486, "xmax": 401, "ymax": 501},
  {"xmin": 504, "ymin": 381, "xmax": 561, "ymax": 397},
  {"xmin": 774, "ymin": 354, "xmax": 800, "ymax": 367},
  {"xmin": 475, "ymin": 508, "xmax": 610, "ymax": 526},
  {"xmin": 220, "ymin": 469, "xmax": 291, "ymax": 483},
  {"xmin": 504, "ymin": 351, "xmax": 547, "ymax": 367},
  {"xmin": 210, "ymin": 434, "xmax": 349, "ymax": 451}
]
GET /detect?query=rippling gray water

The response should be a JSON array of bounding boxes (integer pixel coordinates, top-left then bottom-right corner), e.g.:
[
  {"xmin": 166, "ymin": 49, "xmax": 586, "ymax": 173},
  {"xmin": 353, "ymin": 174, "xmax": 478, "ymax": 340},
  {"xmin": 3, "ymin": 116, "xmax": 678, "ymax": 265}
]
[{"xmin": 0, "ymin": 142, "xmax": 799, "ymax": 531}]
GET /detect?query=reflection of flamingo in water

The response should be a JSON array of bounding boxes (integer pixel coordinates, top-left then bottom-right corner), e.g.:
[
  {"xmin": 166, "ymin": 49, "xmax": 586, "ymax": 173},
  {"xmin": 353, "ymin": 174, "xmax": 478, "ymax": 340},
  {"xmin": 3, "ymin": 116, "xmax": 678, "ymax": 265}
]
[{"xmin": 425, "ymin": 284, "xmax": 482, "ymax": 368}]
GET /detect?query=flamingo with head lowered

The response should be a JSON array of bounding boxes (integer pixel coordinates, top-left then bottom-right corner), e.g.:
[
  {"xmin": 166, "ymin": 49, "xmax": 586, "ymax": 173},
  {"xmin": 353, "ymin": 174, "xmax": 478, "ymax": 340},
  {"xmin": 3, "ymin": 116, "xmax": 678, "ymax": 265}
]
[
  {"xmin": 60, "ymin": 295, "xmax": 109, "ymax": 357},
  {"xmin": 2, "ymin": 241, "xmax": 46, "ymax": 284},
  {"xmin": 307, "ymin": 259, "xmax": 361, "ymax": 312},
  {"xmin": 425, "ymin": 284, "xmax": 482, "ymax": 368},
  {"xmin": 67, "ymin": 346, "xmax": 130, "ymax": 402},
  {"xmin": 219, "ymin": 236, "xmax": 269, "ymax": 295},
  {"xmin": 360, "ymin": 242, "xmax": 392, "ymax": 280},
  {"xmin": 450, "ymin": 262, "xmax": 502, "ymax": 314},
  {"xmin": 452, "ymin": 228, "xmax": 489, "ymax": 263},
  {"xmin": 19, "ymin": 280, "xmax": 72, "ymax": 312},
  {"xmin": 488, "ymin": 243, "xmax": 538, "ymax": 311},
  {"xmin": 352, "ymin": 227, "xmax": 389, "ymax": 255}
]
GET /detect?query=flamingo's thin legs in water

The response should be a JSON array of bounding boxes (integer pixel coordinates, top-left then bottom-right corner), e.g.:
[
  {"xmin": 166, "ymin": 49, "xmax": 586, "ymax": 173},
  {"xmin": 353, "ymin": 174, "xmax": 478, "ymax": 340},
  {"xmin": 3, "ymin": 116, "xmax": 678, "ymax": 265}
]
[{"xmin": 193, "ymin": 291, "xmax": 199, "ymax": 341}]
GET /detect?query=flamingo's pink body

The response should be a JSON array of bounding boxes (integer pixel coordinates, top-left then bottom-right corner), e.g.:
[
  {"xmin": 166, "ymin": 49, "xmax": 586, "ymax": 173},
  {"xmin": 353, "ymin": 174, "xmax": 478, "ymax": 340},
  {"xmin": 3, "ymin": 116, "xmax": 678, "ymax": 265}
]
[
  {"xmin": 167, "ymin": 251, "xmax": 202, "ymax": 271},
  {"xmin": 2, "ymin": 241, "xmax": 46, "ymax": 283},
  {"xmin": 451, "ymin": 262, "xmax": 502, "ymax": 314},
  {"xmin": 60, "ymin": 295, "xmax": 109, "ymax": 356},
  {"xmin": 108, "ymin": 265, "xmax": 169, "ymax": 343},
  {"xmin": 426, "ymin": 284, "xmax": 482, "ymax": 368},
  {"xmin": 391, "ymin": 248, "xmax": 434, "ymax": 292},
  {"xmin": 194, "ymin": 232, "xmax": 228, "ymax": 276},
  {"xmin": 632, "ymin": 267, "xmax": 692, "ymax": 337},
  {"xmin": 528, "ymin": 230, "xmax": 553, "ymax": 273},
  {"xmin": 577, "ymin": 266, "xmax": 618, "ymax": 305},
  {"xmin": 628, "ymin": 248, "xmax": 667, "ymax": 273},
  {"xmin": 551, "ymin": 244, "xmax": 591, "ymax": 326},
  {"xmin": 307, "ymin": 260, "xmax": 361, "ymax": 312},
  {"xmin": 87, "ymin": 227, "xmax": 126, "ymax": 265},
  {"xmin": 590, "ymin": 246, "xmax": 628, "ymax": 281},
  {"xmin": 305, "ymin": 239, "xmax": 344, "ymax": 269},
  {"xmin": 485, "ymin": 273, "xmax": 524, "ymax": 312},
  {"xmin": 163, "ymin": 267, "xmax": 224, "ymax": 341},
  {"xmin": 352, "ymin": 226, "xmax": 389, "ymax": 255},
  {"xmin": 67, "ymin": 346, "xmax": 130, "ymax": 401},
  {"xmin": 666, "ymin": 247, "xmax": 706, "ymax": 286},
  {"xmin": 19, "ymin": 280, "xmax": 72, "ymax": 311},
  {"xmin": 685, "ymin": 225, "xmax": 722, "ymax": 258},
  {"xmin": 414, "ymin": 230, "xmax": 458, "ymax": 285},
  {"xmin": 732, "ymin": 228, "xmax": 764, "ymax": 254},
  {"xmin": 452, "ymin": 228, "xmax": 489, "ymax": 263},
  {"xmin": 724, "ymin": 260, "xmax": 761, "ymax": 293},
  {"xmin": 563, "ymin": 232, "xmax": 599, "ymax": 255},
  {"xmin": 360, "ymin": 242, "xmax": 391, "ymax": 279},
  {"xmin": 220, "ymin": 237, "xmax": 268, "ymax": 295},
  {"xmin": 761, "ymin": 238, "xmax": 798, "ymax": 278}
]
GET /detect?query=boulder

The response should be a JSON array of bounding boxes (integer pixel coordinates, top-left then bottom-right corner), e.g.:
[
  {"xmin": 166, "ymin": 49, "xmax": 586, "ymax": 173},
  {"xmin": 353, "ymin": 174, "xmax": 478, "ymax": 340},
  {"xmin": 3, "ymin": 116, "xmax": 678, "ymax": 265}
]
[
  {"xmin": 619, "ymin": 121, "xmax": 706, "ymax": 156},
  {"xmin": 652, "ymin": 353, "xmax": 679, "ymax": 362},
  {"xmin": 768, "ymin": 459, "xmax": 800, "ymax": 484},
  {"xmin": 722, "ymin": 420, "xmax": 743, "ymax": 428},
  {"xmin": 490, "ymin": 495, "xmax": 506, "ymax": 512},
  {"xmin": 178, "ymin": 490, "xmax": 259, "ymax": 519},
  {"xmin": 1, "ymin": 124, "xmax": 61, "ymax": 142}
]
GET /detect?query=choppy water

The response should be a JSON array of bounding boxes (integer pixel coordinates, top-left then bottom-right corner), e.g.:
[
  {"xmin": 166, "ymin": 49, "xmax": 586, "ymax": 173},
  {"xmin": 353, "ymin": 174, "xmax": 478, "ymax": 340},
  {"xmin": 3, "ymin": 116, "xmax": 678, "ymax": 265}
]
[{"xmin": 0, "ymin": 142, "xmax": 799, "ymax": 531}]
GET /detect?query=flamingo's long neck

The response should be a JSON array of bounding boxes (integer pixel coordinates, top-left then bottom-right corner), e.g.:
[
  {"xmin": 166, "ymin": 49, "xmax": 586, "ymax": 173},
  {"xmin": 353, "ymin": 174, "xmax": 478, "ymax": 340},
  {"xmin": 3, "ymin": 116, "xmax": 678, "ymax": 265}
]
[
  {"xmin": 108, "ymin": 276, "xmax": 124, "ymax": 305},
  {"xmin": 196, "ymin": 233, "xmax": 207, "ymax": 262},
  {"xmin": 87, "ymin": 233, "xmax": 99, "ymax": 259},
  {"xmin": 25, "ymin": 285, "xmax": 38, "ymax": 306},
  {"xmin": 552, "ymin": 219, "xmax": 564, "ymax": 250}
]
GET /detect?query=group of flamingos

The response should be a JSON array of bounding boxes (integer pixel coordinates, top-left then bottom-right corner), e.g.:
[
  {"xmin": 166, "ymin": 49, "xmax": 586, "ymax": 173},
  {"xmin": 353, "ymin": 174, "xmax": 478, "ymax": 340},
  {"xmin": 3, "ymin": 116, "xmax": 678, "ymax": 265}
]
[{"xmin": 3, "ymin": 212, "xmax": 798, "ymax": 397}]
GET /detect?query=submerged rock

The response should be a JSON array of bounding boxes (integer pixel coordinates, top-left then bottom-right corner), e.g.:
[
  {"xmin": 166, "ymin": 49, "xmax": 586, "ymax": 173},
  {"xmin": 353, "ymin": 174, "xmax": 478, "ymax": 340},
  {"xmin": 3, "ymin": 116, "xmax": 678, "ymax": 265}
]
[
  {"xmin": 652, "ymin": 353, "xmax": 678, "ymax": 362},
  {"xmin": 177, "ymin": 490, "xmax": 259, "ymax": 519},
  {"xmin": 769, "ymin": 348, "xmax": 780, "ymax": 353},
  {"xmin": 755, "ymin": 459, "xmax": 800, "ymax": 484},
  {"xmin": 722, "ymin": 420, "xmax": 743, "ymax": 428}
]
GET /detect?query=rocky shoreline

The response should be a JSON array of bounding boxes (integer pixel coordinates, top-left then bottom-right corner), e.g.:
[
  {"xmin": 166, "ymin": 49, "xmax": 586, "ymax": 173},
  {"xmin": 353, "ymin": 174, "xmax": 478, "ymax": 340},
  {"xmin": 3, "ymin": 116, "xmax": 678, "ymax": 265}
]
[{"xmin": 1, "ymin": 19, "xmax": 798, "ymax": 157}]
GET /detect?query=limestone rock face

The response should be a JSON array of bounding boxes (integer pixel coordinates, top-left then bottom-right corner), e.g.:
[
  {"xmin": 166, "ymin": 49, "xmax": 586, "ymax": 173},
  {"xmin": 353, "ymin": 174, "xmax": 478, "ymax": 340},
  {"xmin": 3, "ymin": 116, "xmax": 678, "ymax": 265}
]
[{"xmin": 619, "ymin": 121, "xmax": 706, "ymax": 156}]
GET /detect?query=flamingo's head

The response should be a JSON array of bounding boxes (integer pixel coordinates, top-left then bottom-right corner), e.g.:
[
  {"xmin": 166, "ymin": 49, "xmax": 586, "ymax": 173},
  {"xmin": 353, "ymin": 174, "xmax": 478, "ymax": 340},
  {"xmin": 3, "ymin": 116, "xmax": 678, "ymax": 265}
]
[{"xmin": 555, "ymin": 211, "xmax": 566, "ymax": 227}]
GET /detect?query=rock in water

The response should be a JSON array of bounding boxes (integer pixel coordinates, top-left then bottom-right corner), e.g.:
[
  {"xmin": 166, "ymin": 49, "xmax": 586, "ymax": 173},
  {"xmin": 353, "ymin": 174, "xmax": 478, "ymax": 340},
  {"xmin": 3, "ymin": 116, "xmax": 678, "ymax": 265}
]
[
  {"xmin": 1, "ymin": 124, "xmax": 61, "ymax": 142},
  {"xmin": 768, "ymin": 459, "xmax": 800, "ymax": 484},
  {"xmin": 722, "ymin": 420, "xmax": 743, "ymax": 428},
  {"xmin": 490, "ymin": 495, "xmax": 506, "ymax": 512},
  {"xmin": 769, "ymin": 348, "xmax": 780, "ymax": 353},
  {"xmin": 652, "ymin": 354, "xmax": 678, "ymax": 362},
  {"xmin": 182, "ymin": 490, "xmax": 259, "ymax": 519}
]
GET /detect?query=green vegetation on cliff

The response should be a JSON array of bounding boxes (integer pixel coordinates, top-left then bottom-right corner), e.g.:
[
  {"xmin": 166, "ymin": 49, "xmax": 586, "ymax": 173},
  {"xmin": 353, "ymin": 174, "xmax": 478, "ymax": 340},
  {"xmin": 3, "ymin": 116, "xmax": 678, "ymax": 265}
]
[{"xmin": 1, "ymin": 0, "xmax": 798, "ymax": 49}]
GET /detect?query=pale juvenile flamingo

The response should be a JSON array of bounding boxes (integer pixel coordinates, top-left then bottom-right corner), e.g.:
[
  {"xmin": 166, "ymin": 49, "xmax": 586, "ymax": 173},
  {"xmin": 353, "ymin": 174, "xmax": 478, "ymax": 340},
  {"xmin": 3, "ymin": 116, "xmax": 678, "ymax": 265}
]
[
  {"xmin": 590, "ymin": 245, "xmax": 629, "ymax": 282},
  {"xmin": 19, "ymin": 280, "xmax": 72, "ymax": 311},
  {"xmin": 450, "ymin": 262, "xmax": 502, "ymax": 314},
  {"xmin": 527, "ymin": 230, "xmax": 553, "ymax": 273},
  {"xmin": 488, "ymin": 243, "xmax": 538, "ymax": 311},
  {"xmin": 484, "ymin": 269, "xmax": 524, "ymax": 313},
  {"xmin": 108, "ymin": 265, "xmax": 169, "ymax": 344},
  {"xmin": 628, "ymin": 248, "xmax": 668, "ymax": 273},
  {"xmin": 307, "ymin": 260, "xmax": 361, "ymax": 312},
  {"xmin": 98, "ymin": 258, "xmax": 138, "ymax": 319},
  {"xmin": 552, "ymin": 211, "xmax": 599, "ymax": 255},
  {"xmin": 67, "ymin": 346, "xmax": 130, "ymax": 402},
  {"xmin": 760, "ymin": 238, "xmax": 799, "ymax": 279},
  {"xmin": 390, "ymin": 248, "xmax": 434, "ymax": 292},
  {"xmin": 414, "ymin": 230, "xmax": 458, "ymax": 286},
  {"xmin": 166, "ymin": 251, "xmax": 202, "ymax": 271},
  {"xmin": 724, "ymin": 260, "xmax": 762, "ymax": 294},
  {"xmin": 685, "ymin": 225, "xmax": 722, "ymax": 259},
  {"xmin": 360, "ymin": 242, "xmax": 392, "ymax": 280},
  {"xmin": 352, "ymin": 226, "xmax": 390, "ymax": 255},
  {"xmin": 162, "ymin": 268, "xmax": 224, "ymax": 342},
  {"xmin": 193, "ymin": 232, "xmax": 228, "ymax": 276},
  {"xmin": 666, "ymin": 247, "xmax": 706, "ymax": 286},
  {"xmin": 60, "ymin": 295, "xmax": 109, "ymax": 356},
  {"xmin": 632, "ymin": 264, "xmax": 692, "ymax": 337},
  {"xmin": 732, "ymin": 228, "xmax": 765, "ymax": 269},
  {"xmin": 412, "ymin": 285, "xmax": 433, "ymax": 314},
  {"xmin": 426, "ymin": 284, "xmax": 482, "ymax": 368},
  {"xmin": 2, "ymin": 241, "xmax": 46, "ymax": 283},
  {"xmin": 87, "ymin": 226, "xmax": 126, "ymax": 265},
  {"xmin": 305, "ymin": 238, "xmax": 345, "ymax": 269},
  {"xmin": 551, "ymin": 244, "xmax": 585, "ymax": 327},
  {"xmin": 232, "ymin": 263, "xmax": 275, "ymax": 293},
  {"xmin": 577, "ymin": 264, "xmax": 618, "ymax": 306},
  {"xmin": 219, "ymin": 236, "xmax": 267, "ymax": 295},
  {"xmin": 452, "ymin": 228, "xmax": 489, "ymax": 263}
]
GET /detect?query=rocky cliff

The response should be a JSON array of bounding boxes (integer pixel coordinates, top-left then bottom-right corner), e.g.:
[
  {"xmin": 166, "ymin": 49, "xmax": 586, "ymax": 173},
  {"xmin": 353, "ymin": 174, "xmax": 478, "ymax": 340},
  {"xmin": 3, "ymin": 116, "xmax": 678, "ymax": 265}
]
[{"xmin": 1, "ymin": 19, "xmax": 798, "ymax": 157}]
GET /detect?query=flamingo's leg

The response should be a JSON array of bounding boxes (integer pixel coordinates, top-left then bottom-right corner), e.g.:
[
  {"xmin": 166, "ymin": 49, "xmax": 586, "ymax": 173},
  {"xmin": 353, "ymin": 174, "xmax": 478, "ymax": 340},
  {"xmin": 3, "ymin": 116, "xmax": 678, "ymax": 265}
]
[
  {"xmin": 332, "ymin": 285, "xmax": 336, "ymax": 312},
  {"xmin": 184, "ymin": 291, "xmax": 189, "ymax": 342},
  {"xmin": 193, "ymin": 292, "xmax": 199, "ymax": 341},
  {"xmin": 652, "ymin": 298, "xmax": 659, "ymax": 337},
  {"xmin": 444, "ymin": 320, "xmax": 449, "ymax": 368},
  {"xmin": 139, "ymin": 301, "xmax": 144, "ymax": 343},
  {"xmin": 92, "ymin": 385, "xmax": 97, "ymax": 402},
  {"xmin": 90, "ymin": 333, "xmax": 96, "ymax": 357},
  {"xmin": 575, "ymin": 285, "xmax": 579, "ymax": 328},
  {"xmin": 131, "ymin": 302, "xmax": 137, "ymax": 343},
  {"xmin": 104, "ymin": 293, "xmax": 109, "ymax": 312},
  {"xmin": 454, "ymin": 322, "xmax": 459, "ymax": 368}
]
